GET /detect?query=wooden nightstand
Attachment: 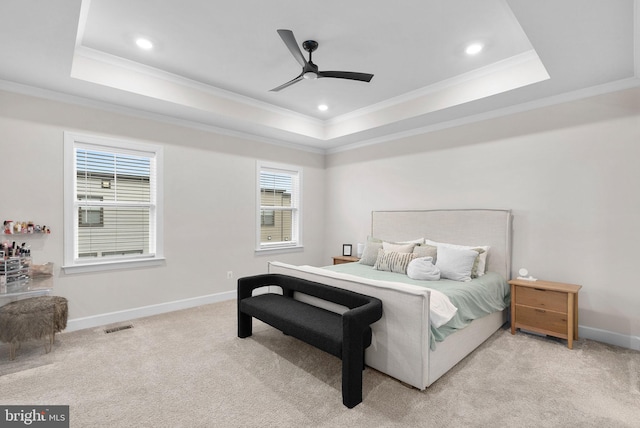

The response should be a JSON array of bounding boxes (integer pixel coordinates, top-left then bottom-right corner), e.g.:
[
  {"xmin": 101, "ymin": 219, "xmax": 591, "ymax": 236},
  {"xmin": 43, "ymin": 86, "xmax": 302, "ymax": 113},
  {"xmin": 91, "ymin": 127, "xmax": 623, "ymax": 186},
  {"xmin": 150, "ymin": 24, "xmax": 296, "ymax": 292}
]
[
  {"xmin": 509, "ymin": 279, "xmax": 582, "ymax": 349},
  {"xmin": 332, "ymin": 256, "xmax": 360, "ymax": 265}
]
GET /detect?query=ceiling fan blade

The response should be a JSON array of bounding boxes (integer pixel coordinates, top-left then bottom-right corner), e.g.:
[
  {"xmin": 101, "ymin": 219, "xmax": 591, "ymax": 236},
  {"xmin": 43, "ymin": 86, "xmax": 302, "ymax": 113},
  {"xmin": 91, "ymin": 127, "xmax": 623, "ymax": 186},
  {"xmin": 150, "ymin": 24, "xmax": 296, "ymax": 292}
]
[
  {"xmin": 269, "ymin": 73, "xmax": 304, "ymax": 92},
  {"xmin": 318, "ymin": 71, "xmax": 374, "ymax": 82},
  {"xmin": 277, "ymin": 29, "xmax": 307, "ymax": 68}
]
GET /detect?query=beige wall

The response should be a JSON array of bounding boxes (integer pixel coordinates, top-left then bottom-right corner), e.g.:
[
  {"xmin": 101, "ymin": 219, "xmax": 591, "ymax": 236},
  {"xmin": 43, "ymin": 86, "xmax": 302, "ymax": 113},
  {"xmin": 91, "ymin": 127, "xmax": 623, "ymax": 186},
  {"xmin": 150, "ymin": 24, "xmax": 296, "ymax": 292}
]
[
  {"xmin": 0, "ymin": 90, "xmax": 326, "ymax": 323},
  {"xmin": 324, "ymin": 89, "xmax": 640, "ymax": 348}
]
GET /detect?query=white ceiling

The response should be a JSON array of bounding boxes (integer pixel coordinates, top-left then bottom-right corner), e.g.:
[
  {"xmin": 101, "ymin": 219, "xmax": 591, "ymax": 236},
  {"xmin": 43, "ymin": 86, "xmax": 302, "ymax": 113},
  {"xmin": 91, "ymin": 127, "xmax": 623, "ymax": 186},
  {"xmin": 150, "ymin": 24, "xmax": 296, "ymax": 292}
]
[{"xmin": 0, "ymin": 0, "xmax": 638, "ymax": 152}]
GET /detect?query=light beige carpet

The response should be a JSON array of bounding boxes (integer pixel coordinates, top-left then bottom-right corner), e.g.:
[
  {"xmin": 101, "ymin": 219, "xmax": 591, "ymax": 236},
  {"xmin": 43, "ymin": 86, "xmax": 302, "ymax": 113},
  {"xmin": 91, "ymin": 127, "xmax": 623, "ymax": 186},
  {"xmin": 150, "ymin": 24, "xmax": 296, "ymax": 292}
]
[{"xmin": 1, "ymin": 299, "xmax": 639, "ymax": 427}]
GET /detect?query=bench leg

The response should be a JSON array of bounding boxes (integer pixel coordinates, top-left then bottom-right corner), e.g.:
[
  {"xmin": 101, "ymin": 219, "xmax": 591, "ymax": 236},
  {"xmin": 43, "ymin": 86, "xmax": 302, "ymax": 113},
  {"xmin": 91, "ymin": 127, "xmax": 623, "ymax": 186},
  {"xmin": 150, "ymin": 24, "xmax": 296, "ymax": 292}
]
[
  {"xmin": 238, "ymin": 311, "xmax": 253, "ymax": 338},
  {"xmin": 342, "ymin": 337, "xmax": 365, "ymax": 408}
]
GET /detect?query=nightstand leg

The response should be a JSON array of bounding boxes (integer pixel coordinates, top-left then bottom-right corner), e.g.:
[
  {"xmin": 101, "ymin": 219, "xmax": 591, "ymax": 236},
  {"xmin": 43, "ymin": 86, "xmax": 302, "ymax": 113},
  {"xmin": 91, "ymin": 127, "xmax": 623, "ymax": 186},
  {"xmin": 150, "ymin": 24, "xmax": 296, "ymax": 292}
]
[
  {"xmin": 574, "ymin": 293, "xmax": 579, "ymax": 340},
  {"xmin": 510, "ymin": 284, "xmax": 516, "ymax": 335},
  {"xmin": 567, "ymin": 293, "xmax": 574, "ymax": 349}
]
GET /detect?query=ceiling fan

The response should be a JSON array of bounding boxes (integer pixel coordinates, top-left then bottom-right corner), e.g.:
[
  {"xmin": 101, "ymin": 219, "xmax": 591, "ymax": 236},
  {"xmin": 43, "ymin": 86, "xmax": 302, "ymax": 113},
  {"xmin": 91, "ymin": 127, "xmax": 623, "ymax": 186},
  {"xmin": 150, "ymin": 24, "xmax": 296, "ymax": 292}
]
[{"xmin": 270, "ymin": 29, "xmax": 374, "ymax": 92}]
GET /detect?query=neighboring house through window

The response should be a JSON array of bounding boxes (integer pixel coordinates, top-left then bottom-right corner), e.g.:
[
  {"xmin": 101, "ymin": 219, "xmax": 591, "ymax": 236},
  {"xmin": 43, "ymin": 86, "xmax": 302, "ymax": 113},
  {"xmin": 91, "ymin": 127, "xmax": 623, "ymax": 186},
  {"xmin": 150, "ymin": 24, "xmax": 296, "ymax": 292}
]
[
  {"xmin": 78, "ymin": 195, "xmax": 104, "ymax": 228},
  {"xmin": 256, "ymin": 161, "xmax": 302, "ymax": 251},
  {"xmin": 63, "ymin": 132, "xmax": 164, "ymax": 273}
]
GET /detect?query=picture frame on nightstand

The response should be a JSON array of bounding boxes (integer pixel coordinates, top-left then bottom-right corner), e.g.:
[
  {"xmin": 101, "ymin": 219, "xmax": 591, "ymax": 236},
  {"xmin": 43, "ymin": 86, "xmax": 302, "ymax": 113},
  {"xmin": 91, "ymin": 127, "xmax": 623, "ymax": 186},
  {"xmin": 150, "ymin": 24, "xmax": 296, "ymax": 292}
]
[{"xmin": 342, "ymin": 244, "xmax": 352, "ymax": 256}]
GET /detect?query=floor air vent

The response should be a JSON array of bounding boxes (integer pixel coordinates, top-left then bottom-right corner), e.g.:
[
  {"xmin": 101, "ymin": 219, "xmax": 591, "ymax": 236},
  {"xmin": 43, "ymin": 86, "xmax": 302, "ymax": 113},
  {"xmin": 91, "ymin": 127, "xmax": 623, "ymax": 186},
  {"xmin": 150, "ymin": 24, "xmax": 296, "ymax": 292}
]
[{"xmin": 104, "ymin": 324, "xmax": 133, "ymax": 334}]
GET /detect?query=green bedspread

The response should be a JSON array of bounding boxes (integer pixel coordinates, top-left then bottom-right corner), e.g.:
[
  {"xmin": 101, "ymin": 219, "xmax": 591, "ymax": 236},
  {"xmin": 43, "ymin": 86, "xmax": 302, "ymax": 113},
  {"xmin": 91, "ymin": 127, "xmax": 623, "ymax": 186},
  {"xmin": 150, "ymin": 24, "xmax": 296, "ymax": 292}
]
[{"xmin": 324, "ymin": 263, "xmax": 510, "ymax": 348}]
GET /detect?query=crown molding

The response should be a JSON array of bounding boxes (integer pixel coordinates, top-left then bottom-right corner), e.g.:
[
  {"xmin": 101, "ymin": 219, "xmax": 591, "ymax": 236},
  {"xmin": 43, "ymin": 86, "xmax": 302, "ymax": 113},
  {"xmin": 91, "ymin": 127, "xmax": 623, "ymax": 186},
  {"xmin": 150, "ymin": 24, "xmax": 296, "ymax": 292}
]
[
  {"xmin": 326, "ymin": 50, "xmax": 543, "ymax": 127},
  {"xmin": 326, "ymin": 77, "xmax": 640, "ymax": 155},
  {"xmin": 0, "ymin": 79, "xmax": 325, "ymax": 154},
  {"xmin": 73, "ymin": 46, "xmax": 323, "ymax": 128}
]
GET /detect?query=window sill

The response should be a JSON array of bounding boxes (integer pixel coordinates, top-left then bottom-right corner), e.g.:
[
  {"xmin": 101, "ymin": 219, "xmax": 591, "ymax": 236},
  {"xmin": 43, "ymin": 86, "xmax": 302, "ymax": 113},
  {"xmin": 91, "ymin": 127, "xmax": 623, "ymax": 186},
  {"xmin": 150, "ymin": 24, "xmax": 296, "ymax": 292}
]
[
  {"xmin": 62, "ymin": 257, "xmax": 166, "ymax": 274},
  {"xmin": 255, "ymin": 245, "xmax": 304, "ymax": 256}
]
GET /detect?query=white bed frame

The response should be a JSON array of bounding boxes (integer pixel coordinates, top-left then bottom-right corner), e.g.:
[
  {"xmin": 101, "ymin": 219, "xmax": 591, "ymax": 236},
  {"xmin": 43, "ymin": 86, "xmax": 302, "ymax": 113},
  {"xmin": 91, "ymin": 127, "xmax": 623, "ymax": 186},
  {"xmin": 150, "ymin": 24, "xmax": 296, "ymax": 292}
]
[{"xmin": 269, "ymin": 209, "xmax": 513, "ymax": 390}]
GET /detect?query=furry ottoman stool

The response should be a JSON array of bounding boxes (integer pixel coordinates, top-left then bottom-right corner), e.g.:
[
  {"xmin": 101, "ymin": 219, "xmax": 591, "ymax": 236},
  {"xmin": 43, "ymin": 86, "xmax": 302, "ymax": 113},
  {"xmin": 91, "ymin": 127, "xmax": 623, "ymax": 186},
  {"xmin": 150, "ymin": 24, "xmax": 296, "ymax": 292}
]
[{"xmin": 0, "ymin": 295, "xmax": 68, "ymax": 360}]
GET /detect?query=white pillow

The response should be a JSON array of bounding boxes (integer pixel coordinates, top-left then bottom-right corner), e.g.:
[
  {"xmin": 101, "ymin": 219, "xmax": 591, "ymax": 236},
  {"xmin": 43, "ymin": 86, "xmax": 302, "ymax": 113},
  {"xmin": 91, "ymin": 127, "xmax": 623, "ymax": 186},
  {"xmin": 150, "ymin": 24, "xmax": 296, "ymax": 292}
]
[
  {"xmin": 407, "ymin": 257, "xmax": 441, "ymax": 281},
  {"xmin": 435, "ymin": 245, "xmax": 478, "ymax": 282},
  {"xmin": 425, "ymin": 239, "xmax": 490, "ymax": 277}
]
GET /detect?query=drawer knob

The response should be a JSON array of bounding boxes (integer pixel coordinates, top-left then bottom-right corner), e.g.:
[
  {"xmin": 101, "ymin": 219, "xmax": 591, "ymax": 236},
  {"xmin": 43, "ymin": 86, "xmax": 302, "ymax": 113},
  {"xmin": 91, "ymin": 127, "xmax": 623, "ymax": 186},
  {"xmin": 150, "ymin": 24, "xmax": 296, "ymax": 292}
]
[{"xmin": 535, "ymin": 309, "xmax": 546, "ymax": 313}]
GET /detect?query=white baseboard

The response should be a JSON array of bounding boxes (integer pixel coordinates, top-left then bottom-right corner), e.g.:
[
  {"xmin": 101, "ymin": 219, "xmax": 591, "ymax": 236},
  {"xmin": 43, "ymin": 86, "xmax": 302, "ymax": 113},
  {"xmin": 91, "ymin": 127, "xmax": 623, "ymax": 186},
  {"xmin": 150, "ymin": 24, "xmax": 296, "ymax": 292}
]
[
  {"xmin": 579, "ymin": 325, "xmax": 640, "ymax": 351},
  {"xmin": 65, "ymin": 290, "xmax": 236, "ymax": 333},
  {"xmin": 64, "ymin": 296, "xmax": 640, "ymax": 353}
]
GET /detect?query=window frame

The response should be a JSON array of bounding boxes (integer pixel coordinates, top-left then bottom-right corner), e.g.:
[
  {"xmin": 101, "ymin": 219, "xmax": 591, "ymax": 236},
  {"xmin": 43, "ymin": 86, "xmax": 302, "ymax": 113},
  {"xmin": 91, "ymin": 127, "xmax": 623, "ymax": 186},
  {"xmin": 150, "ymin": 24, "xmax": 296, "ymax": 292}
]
[
  {"xmin": 256, "ymin": 161, "xmax": 303, "ymax": 253},
  {"xmin": 63, "ymin": 132, "xmax": 164, "ymax": 274}
]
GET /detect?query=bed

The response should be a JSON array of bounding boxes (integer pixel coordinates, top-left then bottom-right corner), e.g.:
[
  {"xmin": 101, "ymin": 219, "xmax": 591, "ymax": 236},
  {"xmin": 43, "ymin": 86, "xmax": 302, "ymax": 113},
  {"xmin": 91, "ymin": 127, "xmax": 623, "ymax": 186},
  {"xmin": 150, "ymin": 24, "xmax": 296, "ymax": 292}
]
[{"xmin": 268, "ymin": 209, "xmax": 513, "ymax": 390}]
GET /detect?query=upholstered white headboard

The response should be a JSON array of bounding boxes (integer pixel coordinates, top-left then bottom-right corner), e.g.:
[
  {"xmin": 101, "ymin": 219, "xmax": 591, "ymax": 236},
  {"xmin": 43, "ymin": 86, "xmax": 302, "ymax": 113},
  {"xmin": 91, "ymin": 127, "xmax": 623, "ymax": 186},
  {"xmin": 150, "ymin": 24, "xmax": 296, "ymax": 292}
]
[{"xmin": 371, "ymin": 209, "xmax": 513, "ymax": 279}]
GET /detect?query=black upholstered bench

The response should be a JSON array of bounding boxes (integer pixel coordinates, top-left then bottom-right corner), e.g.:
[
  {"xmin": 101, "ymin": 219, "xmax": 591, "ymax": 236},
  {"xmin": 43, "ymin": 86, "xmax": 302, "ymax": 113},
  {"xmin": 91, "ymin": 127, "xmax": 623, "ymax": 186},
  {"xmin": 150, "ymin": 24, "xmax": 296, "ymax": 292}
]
[{"xmin": 237, "ymin": 273, "xmax": 382, "ymax": 408}]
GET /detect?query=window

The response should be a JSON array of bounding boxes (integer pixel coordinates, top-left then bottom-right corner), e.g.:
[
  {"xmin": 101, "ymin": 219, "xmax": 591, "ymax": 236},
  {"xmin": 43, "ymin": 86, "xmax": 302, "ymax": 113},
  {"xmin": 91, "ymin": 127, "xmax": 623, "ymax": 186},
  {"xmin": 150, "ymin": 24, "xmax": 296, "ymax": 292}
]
[
  {"xmin": 256, "ymin": 161, "xmax": 302, "ymax": 251},
  {"xmin": 63, "ymin": 132, "xmax": 164, "ymax": 273}
]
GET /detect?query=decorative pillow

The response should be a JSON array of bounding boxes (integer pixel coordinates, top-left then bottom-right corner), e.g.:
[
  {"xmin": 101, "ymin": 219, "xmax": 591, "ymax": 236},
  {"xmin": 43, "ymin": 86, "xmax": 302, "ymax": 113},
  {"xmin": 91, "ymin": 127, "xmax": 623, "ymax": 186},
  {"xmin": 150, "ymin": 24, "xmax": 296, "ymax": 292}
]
[
  {"xmin": 470, "ymin": 248, "xmax": 485, "ymax": 278},
  {"xmin": 382, "ymin": 242, "xmax": 416, "ymax": 253},
  {"xmin": 425, "ymin": 239, "xmax": 490, "ymax": 276},
  {"xmin": 412, "ymin": 244, "xmax": 437, "ymax": 260},
  {"xmin": 435, "ymin": 245, "xmax": 478, "ymax": 282},
  {"xmin": 359, "ymin": 237, "xmax": 424, "ymax": 266},
  {"xmin": 407, "ymin": 257, "xmax": 441, "ymax": 281},
  {"xmin": 358, "ymin": 240, "xmax": 383, "ymax": 266},
  {"xmin": 373, "ymin": 249, "xmax": 416, "ymax": 274}
]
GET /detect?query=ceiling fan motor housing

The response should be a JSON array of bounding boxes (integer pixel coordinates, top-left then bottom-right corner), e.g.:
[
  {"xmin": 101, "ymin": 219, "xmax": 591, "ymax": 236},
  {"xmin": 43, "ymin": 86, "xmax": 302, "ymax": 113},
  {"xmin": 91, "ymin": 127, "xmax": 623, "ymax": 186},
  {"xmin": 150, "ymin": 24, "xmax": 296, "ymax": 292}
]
[{"xmin": 302, "ymin": 40, "xmax": 318, "ymax": 53}]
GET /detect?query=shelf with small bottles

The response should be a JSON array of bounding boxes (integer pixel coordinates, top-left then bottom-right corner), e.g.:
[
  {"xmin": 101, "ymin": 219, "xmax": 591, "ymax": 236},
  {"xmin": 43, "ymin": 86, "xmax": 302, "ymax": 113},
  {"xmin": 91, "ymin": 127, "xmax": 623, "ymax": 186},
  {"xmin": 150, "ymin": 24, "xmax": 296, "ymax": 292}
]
[{"xmin": 3, "ymin": 219, "xmax": 51, "ymax": 235}]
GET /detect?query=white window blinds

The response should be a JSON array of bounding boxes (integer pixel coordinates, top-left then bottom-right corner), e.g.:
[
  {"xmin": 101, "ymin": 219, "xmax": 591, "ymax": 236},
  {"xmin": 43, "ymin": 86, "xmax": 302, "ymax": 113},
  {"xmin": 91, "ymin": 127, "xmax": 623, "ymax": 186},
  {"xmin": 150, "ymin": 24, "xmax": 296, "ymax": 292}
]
[
  {"xmin": 75, "ymin": 148, "xmax": 155, "ymax": 259},
  {"xmin": 64, "ymin": 132, "xmax": 163, "ymax": 272},
  {"xmin": 257, "ymin": 162, "xmax": 302, "ymax": 250}
]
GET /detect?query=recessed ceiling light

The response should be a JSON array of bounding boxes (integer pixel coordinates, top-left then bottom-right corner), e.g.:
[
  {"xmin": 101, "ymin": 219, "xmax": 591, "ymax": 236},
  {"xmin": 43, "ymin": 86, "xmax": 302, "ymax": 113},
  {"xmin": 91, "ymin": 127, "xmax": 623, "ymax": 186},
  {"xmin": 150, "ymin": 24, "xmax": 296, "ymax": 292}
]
[
  {"xmin": 136, "ymin": 38, "xmax": 153, "ymax": 50},
  {"xmin": 465, "ymin": 43, "xmax": 483, "ymax": 55},
  {"xmin": 318, "ymin": 104, "xmax": 328, "ymax": 111}
]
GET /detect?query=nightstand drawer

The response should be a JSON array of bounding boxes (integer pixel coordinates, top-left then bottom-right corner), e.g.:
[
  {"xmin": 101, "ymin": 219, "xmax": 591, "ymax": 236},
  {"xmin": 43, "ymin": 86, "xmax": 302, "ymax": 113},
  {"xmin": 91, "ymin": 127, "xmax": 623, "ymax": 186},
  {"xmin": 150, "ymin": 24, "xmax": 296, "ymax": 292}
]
[
  {"xmin": 332, "ymin": 256, "xmax": 360, "ymax": 265},
  {"xmin": 516, "ymin": 286, "xmax": 567, "ymax": 313},
  {"xmin": 515, "ymin": 305, "xmax": 568, "ymax": 337}
]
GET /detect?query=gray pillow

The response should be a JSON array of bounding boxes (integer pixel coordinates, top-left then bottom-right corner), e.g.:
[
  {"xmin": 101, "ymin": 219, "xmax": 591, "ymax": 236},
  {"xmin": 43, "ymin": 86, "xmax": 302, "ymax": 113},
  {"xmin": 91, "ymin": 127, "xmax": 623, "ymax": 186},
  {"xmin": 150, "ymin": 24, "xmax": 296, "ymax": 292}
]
[
  {"xmin": 470, "ymin": 248, "xmax": 485, "ymax": 278},
  {"xmin": 358, "ymin": 240, "xmax": 383, "ymax": 266},
  {"xmin": 413, "ymin": 244, "xmax": 437, "ymax": 260}
]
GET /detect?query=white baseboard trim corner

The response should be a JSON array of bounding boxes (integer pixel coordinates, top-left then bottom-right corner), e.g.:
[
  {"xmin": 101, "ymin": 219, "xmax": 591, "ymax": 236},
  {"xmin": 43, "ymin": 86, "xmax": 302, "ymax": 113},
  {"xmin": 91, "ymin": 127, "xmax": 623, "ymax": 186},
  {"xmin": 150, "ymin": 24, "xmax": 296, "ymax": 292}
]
[
  {"xmin": 65, "ymin": 290, "xmax": 236, "ymax": 333},
  {"xmin": 579, "ymin": 325, "xmax": 640, "ymax": 351}
]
